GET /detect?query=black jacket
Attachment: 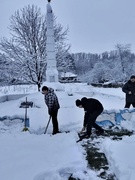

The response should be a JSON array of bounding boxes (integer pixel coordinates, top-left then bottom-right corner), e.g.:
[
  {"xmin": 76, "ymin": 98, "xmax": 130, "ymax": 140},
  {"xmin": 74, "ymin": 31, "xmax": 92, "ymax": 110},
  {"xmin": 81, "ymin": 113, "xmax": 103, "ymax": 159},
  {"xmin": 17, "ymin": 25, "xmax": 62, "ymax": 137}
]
[
  {"xmin": 81, "ymin": 97, "xmax": 104, "ymax": 127},
  {"xmin": 122, "ymin": 80, "xmax": 135, "ymax": 103}
]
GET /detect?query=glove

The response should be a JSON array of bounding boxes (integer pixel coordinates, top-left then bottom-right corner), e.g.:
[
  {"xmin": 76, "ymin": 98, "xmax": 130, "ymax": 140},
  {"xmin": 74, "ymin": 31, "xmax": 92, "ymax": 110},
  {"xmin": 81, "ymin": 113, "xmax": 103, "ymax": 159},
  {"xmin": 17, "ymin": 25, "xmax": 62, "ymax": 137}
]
[{"xmin": 128, "ymin": 91, "xmax": 132, "ymax": 94}]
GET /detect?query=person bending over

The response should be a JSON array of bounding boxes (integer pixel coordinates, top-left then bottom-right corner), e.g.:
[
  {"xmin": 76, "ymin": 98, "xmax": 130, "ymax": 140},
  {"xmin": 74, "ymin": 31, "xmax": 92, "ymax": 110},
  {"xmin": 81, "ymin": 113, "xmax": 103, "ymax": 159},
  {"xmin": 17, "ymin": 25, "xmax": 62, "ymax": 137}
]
[{"xmin": 76, "ymin": 97, "xmax": 104, "ymax": 138}]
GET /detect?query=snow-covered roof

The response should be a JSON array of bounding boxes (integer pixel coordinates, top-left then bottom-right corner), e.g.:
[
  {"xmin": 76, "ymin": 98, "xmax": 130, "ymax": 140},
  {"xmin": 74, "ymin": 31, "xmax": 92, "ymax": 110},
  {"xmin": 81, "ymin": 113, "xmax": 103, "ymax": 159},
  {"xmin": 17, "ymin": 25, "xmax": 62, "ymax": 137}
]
[{"xmin": 60, "ymin": 72, "xmax": 77, "ymax": 78}]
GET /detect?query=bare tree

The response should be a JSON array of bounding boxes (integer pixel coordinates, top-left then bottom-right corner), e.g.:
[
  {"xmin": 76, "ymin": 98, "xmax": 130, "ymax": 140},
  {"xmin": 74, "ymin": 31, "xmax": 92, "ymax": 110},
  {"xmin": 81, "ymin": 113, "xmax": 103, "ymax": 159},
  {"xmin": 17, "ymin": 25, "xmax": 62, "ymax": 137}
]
[{"xmin": 0, "ymin": 5, "xmax": 70, "ymax": 91}]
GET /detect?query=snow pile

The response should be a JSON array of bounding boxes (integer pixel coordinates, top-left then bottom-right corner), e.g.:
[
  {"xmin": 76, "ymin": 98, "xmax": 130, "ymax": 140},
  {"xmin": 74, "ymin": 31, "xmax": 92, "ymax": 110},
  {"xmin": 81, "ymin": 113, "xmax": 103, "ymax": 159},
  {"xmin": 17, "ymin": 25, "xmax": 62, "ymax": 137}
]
[
  {"xmin": 97, "ymin": 108, "xmax": 135, "ymax": 126},
  {"xmin": 0, "ymin": 83, "xmax": 135, "ymax": 180},
  {"xmin": 0, "ymin": 131, "xmax": 93, "ymax": 180},
  {"xmin": 102, "ymin": 135, "xmax": 135, "ymax": 180}
]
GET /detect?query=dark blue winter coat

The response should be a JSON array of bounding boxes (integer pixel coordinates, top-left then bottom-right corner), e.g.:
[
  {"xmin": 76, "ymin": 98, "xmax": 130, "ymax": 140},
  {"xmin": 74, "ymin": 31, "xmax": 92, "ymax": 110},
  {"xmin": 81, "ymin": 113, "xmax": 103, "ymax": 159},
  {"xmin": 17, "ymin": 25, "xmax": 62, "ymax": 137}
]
[{"xmin": 122, "ymin": 80, "xmax": 135, "ymax": 103}]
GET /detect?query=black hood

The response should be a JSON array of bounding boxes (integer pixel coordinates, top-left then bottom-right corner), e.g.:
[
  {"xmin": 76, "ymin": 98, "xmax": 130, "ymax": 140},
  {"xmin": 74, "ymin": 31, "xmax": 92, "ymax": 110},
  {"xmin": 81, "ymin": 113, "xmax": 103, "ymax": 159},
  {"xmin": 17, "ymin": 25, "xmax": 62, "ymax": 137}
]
[{"xmin": 81, "ymin": 97, "xmax": 88, "ymax": 106}]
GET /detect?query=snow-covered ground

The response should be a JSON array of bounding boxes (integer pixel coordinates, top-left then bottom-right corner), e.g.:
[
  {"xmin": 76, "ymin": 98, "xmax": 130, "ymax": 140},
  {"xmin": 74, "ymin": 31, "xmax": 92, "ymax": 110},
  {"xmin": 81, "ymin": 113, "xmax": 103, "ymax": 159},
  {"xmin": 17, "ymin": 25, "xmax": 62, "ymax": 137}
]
[{"xmin": 0, "ymin": 82, "xmax": 135, "ymax": 180}]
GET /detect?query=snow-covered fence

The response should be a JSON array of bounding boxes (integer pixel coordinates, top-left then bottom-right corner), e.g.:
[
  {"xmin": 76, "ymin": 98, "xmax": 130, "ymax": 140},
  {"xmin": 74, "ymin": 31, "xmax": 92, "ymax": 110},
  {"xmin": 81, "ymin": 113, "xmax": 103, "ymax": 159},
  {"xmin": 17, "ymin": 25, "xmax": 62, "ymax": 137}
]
[
  {"xmin": 0, "ymin": 94, "xmax": 28, "ymax": 103},
  {"xmin": 0, "ymin": 96, "xmax": 7, "ymax": 102},
  {"xmin": 97, "ymin": 109, "xmax": 135, "ymax": 127},
  {"xmin": 0, "ymin": 115, "xmax": 24, "ymax": 121},
  {"xmin": 0, "ymin": 85, "xmax": 37, "ymax": 95}
]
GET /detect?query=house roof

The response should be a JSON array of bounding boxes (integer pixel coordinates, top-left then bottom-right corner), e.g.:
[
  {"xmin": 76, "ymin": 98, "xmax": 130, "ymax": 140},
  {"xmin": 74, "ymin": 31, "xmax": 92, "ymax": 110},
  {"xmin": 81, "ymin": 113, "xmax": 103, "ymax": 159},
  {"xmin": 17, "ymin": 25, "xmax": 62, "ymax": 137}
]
[{"xmin": 60, "ymin": 72, "xmax": 77, "ymax": 78}]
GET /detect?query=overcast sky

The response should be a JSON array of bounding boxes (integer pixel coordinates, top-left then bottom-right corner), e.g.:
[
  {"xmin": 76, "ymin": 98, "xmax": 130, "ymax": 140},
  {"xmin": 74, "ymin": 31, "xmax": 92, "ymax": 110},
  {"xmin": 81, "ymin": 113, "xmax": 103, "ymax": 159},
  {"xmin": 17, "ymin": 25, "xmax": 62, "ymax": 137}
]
[{"xmin": 0, "ymin": 0, "xmax": 135, "ymax": 53}]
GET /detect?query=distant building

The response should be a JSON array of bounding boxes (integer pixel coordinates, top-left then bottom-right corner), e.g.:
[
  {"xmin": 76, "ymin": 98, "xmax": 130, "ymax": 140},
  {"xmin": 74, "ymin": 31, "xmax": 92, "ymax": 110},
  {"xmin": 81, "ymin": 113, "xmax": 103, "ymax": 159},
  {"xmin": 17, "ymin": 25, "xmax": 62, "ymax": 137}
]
[{"xmin": 59, "ymin": 72, "xmax": 78, "ymax": 83}]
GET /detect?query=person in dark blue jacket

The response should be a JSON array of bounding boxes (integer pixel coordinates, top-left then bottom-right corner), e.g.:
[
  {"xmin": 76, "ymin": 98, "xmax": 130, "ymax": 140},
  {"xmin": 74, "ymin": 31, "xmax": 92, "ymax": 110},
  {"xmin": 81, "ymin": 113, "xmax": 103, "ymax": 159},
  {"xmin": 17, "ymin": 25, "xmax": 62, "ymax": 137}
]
[
  {"xmin": 76, "ymin": 97, "xmax": 104, "ymax": 138},
  {"xmin": 42, "ymin": 86, "xmax": 60, "ymax": 134},
  {"xmin": 122, "ymin": 75, "xmax": 135, "ymax": 108}
]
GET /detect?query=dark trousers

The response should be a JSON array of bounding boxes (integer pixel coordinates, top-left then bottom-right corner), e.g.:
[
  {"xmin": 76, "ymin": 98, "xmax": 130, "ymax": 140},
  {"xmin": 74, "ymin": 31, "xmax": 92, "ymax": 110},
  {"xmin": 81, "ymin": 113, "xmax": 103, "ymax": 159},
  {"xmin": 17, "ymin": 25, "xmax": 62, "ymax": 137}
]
[
  {"xmin": 125, "ymin": 102, "xmax": 135, "ymax": 108},
  {"xmin": 87, "ymin": 109, "xmax": 104, "ymax": 136},
  {"xmin": 51, "ymin": 109, "xmax": 59, "ymax": 134}
]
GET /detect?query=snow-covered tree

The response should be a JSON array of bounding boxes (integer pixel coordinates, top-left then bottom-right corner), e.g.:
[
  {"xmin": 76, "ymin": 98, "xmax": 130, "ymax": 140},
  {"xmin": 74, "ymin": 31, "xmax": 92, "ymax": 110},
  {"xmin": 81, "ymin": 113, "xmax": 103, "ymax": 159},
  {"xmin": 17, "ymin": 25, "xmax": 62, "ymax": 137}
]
[
  {"xmin": 57, "ymin": 53, "xmax": 76, "ymax": 73},
  {"xmin": 0, "ymin": 5, "xmax": 70, "ymax": 91},
  {"xmin": 73, "ymin": 52, "xmax": 99, "ymax": 74},
  {"xmin": 74, "ymin": 44, "xmax": 135, "ymax": 84},
  {"xmin": 115, "ymin": 44, "xmax": 132, "ymax": 80},
  {"xmin": 0, "ymin": 53, "xmax": 10, "ymax": 85}
]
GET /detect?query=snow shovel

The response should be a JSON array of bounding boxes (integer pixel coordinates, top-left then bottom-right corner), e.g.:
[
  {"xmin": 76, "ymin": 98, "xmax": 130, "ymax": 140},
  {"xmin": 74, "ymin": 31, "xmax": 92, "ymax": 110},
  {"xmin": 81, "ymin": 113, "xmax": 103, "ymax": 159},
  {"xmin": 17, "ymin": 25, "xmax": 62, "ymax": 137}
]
[{"xmin": 44, "ymin": 116, "xmax": 51, "ymax": 134}]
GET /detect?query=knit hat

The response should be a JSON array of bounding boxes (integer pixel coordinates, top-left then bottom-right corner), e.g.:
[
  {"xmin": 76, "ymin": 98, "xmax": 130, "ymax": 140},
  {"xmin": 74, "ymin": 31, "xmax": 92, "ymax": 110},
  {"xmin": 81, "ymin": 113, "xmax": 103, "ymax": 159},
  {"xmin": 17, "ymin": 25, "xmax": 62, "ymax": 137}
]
[
  {"xmin": 75, "ymin": 99, "xmax": 82, "ymax": 106},
  {"xmin": 130, "ymin": 75, "xmax": 135, "ymax": 79},
  {"xmin": 42, "ymin": 86, "xmax": 48, "ymax": 91}
]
